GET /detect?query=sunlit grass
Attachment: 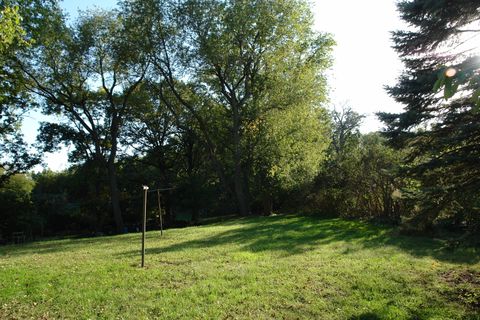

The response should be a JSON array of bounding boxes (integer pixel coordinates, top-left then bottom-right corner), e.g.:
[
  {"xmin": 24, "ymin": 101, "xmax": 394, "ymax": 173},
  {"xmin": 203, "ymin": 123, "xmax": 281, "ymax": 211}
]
[{"xmin": 0, "ymin": 215, "xmax": 478, "ymax": 319}]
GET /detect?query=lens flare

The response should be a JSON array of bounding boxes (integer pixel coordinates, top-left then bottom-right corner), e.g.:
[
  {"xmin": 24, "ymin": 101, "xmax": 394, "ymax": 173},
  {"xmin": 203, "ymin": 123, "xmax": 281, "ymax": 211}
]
[{"xmin": 445, "ymin": 67, "xmax": 457, "ymax": 78}]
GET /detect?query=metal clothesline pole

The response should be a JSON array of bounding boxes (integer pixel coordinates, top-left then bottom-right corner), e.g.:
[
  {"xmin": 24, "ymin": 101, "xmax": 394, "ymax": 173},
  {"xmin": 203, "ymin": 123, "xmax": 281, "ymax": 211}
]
[
  {"xmin": 140, "ymin": 185, "xmax": 175, "ymax": 267},
  {"xmin": 147, "ymin": 187, "xmax": 176, "ymax": 193},
  {"xmin": 141, "ymin": 185, "xmax": 149, "ymax": 268},
  {"xmin": 157, "ymin": 189, "xmax": 163, "ymax": 236},
  {"xmin": 141, "ymin": 186, "xmax": 176, "ymax": 268}
]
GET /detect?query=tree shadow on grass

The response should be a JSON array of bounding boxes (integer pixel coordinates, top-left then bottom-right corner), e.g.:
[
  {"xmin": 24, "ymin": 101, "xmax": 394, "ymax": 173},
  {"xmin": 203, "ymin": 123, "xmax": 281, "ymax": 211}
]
[
  {"xmin": 0, "ymin": 233, "xmax": 138, "ymax": 257},
  {"xmin": 1, "ymin": 215, "xmax": 477, "ymax": 264},
  {"xmin": 348, "ymin": 313, "xmax": 382, "ymax": 320},
  {"xmin": 119, "ymin": 215, "xmax": 479, "ymax": 264}
]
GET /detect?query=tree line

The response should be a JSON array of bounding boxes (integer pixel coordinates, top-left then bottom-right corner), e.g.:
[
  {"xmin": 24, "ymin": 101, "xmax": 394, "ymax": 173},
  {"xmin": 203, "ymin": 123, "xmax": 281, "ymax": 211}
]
[{"xmin": 0, "ymin": 0, "xmax": 478, "ymax": 241}]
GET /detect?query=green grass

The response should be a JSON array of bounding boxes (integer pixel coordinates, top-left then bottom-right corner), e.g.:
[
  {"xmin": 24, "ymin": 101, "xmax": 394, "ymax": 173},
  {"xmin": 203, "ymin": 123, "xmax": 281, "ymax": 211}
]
[{"xmin": 0, "ymin": 215, "xmax": 479, "ymax": 319}]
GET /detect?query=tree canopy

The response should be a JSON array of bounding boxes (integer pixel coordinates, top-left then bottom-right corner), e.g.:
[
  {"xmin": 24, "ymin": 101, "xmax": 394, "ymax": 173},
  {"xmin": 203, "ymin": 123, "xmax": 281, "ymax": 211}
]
[
  {"xmin": 121, "ymin": 0, "xmax": 334, "ymax": 215},
  {"xmin": 1, "ymin": 0, "xmax": 478, "ymax": 240},
  {"xmin": 379, "ymin": 0, "xmax": 480, "ymax": 231},
  {"xmin": 0, "ymin": 1, "xmax": 61, "ymax": 185}
]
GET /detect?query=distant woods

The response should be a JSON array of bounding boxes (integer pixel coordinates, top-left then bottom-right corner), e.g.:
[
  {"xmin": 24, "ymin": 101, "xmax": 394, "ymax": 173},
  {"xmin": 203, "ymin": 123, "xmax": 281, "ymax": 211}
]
[{"xmin": 0, "ymin": 0, "xmax": 479, "ymax": 241}]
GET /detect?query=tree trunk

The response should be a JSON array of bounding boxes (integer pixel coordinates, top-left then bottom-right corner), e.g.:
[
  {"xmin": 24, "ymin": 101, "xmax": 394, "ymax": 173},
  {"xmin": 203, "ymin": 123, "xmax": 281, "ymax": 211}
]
[
  {"xmin": 232, "ymin": 103, "xmax": 250, "ymax": 216},
  {"xmin": 107, "ymin": 161, "xmax": 124, "ymax": 233},
  {"xmin": 262, "ymin": 193, "xmax": 273, "ymax": 216},
  {"xmin": 234, "ymin": 162, "xmax": 250, "ymax": 215},
  {"xmin": 158, "ymin": 84, "xmax": 232, "ymax": 196},
  {"xmin": 242, "ymin": 161, "xmax": 253, "ymax": 214},
  {"xmin": 192, "ymin": 207, "xmax": 200, "ymax": 224}
]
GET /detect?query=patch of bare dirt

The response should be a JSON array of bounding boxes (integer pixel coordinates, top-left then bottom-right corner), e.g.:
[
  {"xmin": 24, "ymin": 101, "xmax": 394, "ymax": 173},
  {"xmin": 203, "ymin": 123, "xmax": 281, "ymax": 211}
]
[{"xmin": 441, "ymin": 269, "xmax": 480, "ymax": 310}]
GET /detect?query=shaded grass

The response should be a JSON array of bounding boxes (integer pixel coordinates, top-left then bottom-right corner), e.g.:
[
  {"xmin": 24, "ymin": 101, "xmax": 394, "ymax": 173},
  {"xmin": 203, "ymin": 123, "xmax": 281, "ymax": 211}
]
[{"xmin": 0, "ymin": 215, "xmax": 478, "ymax": 319}]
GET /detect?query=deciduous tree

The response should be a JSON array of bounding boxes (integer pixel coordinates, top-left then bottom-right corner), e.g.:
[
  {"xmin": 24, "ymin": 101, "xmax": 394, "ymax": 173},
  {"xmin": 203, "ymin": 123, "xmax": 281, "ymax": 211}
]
[
  {"xmin": 125, "ymin": 0, "xmax": 334, "ymax": 215},
  {"xmin": 20, "ymin": 9, "xmax": 149, "ymax": 232}
]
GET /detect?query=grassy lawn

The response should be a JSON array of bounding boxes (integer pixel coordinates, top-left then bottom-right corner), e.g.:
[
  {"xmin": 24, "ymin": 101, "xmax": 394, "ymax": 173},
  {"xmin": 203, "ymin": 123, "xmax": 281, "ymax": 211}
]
[{"xmin": 0, "ymin": 215, "xmax": 478, "ymax": 319}]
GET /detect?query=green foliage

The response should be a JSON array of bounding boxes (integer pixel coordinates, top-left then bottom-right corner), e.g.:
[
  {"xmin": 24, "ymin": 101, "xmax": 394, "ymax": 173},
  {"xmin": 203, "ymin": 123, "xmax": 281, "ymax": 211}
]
[
  {"xmin": 3, "ymin": 0, "xmax": 476, "ymax": 238},
  {"xmin": 0, "ymin": 215, "xmax": 478, "ymax": 319},
  {"xmin": 0, "ymin": 172, "xmax": 35, "ymax": 239},
  {"xmin": 251, "ymin": 104, "xmax": 330, "ymax": 209},
  {"xmin": 325, "ymin": 134, "xmax": 405, "ymax": 221},
  {"xmin": 0, "ymin": 6, "xmax": 27, "ymax": 55},
  {"xmin": 0, "ymin": 5, "xmax": 35, "ymax": 185},
  {"xmin": 309, "ymin": 106, "xmax": 406, "ymax": 222},
  {"xmin": 18, "ymin": 6, "xmax": 153, "ymax": 231},
  {"xmin": 31, "ymin": 168, "xmax": 109, "ymax": 236},
  {"xmin": 0, "ymin": 1, "xmax": 62, "ymax": 184},
  {"xmin": 125, "ymin": 0, "xmax": 334, "ymax": 214},
  {"xmin": 379, "ymin": 0, "xmax": 480, "ymax": 232}
]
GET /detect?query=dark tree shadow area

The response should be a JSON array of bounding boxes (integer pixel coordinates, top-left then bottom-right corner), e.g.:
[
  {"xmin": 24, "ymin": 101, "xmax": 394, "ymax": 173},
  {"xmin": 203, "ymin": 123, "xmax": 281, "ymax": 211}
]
[
  {"xmin": 0, "ymin": 234, "xmax": 136, "ymax": 257},
  {"xmin": 120, "ymin": 215, "xmax": 479, "ymax": 264},
  {"xmin": 348, "ymin": 311, "xmax": 429, "ymax": 320},
  {"xmin": 348, "ymin": 312, "xmax": 382, "ymax": 320}
]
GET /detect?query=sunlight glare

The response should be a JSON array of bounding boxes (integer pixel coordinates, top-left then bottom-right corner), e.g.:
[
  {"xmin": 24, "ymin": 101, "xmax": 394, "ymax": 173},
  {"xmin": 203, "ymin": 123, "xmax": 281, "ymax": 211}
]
[{"xmin": 445, "ymin": 67, "xmax": 457, "ymax": 78}]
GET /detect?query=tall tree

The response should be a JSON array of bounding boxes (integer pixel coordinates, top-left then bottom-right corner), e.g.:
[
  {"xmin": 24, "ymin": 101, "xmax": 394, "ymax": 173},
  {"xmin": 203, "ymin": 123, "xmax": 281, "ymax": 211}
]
[
  {"xmin": 121, "ymin": 82, "xmax": 215, "ymax": 222},
  {"xmin": 19, "ymin": 9, "xmax": 149, "ymax": 232},
  {"xmin": 379, "ymin": 0, "xmax": 480, "ymax": 231},
  {"xmin": 124, "ymin": 0, "xmax": 333, "ymax": 215},
  {"xmin": 330, "ymin": 104, "xmax": 364, "ymax": 157},
  {"xmin": 250, "ymin": 101, "xmax": 331, "ymax": 214}
]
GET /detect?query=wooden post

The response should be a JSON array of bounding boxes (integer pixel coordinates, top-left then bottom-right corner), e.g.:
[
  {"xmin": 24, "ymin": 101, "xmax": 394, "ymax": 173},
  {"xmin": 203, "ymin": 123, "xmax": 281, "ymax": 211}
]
[
  {"xmin": 141, "ymin": 185, "xmax": 149, "ymax": 267},
  {"xmin": 157, "ymin": 189, "xmax": 163, "ymax": 236}
]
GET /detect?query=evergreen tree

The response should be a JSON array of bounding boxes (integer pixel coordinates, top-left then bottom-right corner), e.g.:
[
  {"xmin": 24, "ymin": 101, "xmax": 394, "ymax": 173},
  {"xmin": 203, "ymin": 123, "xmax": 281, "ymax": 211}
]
[{"xmin": 379, "ymin": 0, "xmax": 480, "ymax": 231}]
